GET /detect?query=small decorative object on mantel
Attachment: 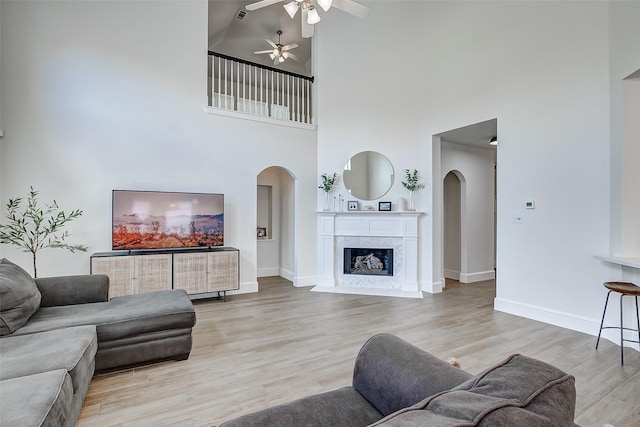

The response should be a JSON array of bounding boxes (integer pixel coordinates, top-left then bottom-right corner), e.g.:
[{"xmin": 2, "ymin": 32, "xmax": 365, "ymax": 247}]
[
  {"xmin": 401, "ymin": 169, "xmax": 425, "ymax": 211},
  {"xmin": 379, "ymin": 201, "xmax": 391, "ymax": 211},
  {"xmin": 348, "ymin": 200, "xmax": 359, "ymax": 211},
  {"xmin": 319, "ymin": 172, "xmax": 338, "ymax": 211},
  {"xmin": 397, "ymin": 197, "xmax": 407, "ymax": 211},
  {"xmin": 0, "ymin": 186, "xmax": 88, "ymax": 278}
]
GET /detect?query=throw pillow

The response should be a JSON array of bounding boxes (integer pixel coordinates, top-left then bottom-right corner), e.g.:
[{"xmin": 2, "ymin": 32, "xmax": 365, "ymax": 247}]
[
  {"xmin": 373, "ymin": 354, "xmax": 577, "ymax": 427},
  {"xmin": 0, "ymin": 258, "xmax": 42, "ymax": 335}
]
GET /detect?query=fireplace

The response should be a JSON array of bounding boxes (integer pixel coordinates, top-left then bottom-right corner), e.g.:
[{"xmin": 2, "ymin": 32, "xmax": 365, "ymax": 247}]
[
  {"xmin": 344, "ymin": 248, "xmax": 394, "ymax": 277},
  {"xmin": 316, "ymin": 212, "xmax": 422, "ymax": 296}
]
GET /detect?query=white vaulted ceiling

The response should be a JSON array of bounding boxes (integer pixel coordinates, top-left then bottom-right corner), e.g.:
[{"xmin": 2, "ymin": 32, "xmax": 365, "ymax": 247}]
[{"xmin": 208, "ymin": 0, "xmax": 313, "ymax": 76}]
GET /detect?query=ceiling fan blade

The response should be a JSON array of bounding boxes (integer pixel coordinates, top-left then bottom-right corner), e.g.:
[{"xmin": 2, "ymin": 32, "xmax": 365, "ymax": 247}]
[
  {"xmin": 301, "ymin": 9, "xmax": 314, "ymax": 38},
  {"xmin": 254, "ymin": 50, "xmax": 274, "ymax": 54},
  {"xmin": 245, "ymin": 0, "xmax": 283, "ymax": 11},
  {"xmin": 331, "ymin": 0, "xmax": 369, "ymax": 18},
  {"xmin": 281, "ymin": 43, "xmax": 299, "ymax": 51},
  {"xmin": 285, "ymin": 52, "xmax": 300, "ymax": 62},
  {"xmin": 265, "ymin": 39, "xmax": 277, "ymax": 49}
]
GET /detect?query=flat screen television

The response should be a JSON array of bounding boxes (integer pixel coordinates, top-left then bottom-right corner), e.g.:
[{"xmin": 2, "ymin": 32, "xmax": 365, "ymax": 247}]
[{"xmin": 112, "ymin": 190, "xmax": 224, "ymax": 250}]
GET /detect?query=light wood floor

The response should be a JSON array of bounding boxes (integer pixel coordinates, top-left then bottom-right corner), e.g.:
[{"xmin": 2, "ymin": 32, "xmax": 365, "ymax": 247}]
[{"xmin": 78, "ymin": 277, "xmax": 640, "ymax": 427}]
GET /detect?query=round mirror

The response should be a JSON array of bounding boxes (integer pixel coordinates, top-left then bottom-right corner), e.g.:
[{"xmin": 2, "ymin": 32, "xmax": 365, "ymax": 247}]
[{"xmin": 343, "ymin": 151, "xmax": 394, "ymax": 200}]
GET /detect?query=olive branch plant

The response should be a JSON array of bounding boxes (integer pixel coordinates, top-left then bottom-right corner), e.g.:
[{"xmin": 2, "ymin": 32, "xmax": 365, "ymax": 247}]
[
  {"xmin": 401, "ymin": 169, "xmax": 425, "ymax": 192},
  {"xmin": 318, "ymin": 172, "xmax": 338, "ymax": 192},
  {"xmin": 0, "ymin": 186, "xmax": 88, "ymax": 278}
]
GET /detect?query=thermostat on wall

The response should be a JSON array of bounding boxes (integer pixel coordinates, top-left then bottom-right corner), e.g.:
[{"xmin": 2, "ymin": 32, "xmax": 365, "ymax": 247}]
[{"xmin": 525, "ymin": 200, "xmax": 535, "ymax": 209}]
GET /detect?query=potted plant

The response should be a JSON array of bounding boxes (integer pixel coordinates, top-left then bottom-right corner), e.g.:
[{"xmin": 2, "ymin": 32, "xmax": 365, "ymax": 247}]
[
  {"xmin": 0, "ymin": 186, "xmax": 88, "ymax": 277},
  {"xmin": 319, "ymin": 172, "xmax": 338, "ymax": 211},
  {"xmin": 401, "ymin": 169, "xmax": 425, "ymax": 211}
]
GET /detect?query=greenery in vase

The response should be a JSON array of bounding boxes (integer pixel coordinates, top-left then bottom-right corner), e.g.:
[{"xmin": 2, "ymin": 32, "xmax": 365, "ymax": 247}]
[
  {"xmin": 0, "ymin": 186, "xmax": 88, "ymax": 278},
  {"xmin": 401, "ymin": 169, "xmax": 425, "ymax": 191},
  {"xmin": 318, "ymin": 172, "xmax": 338, "ymax": 192}
]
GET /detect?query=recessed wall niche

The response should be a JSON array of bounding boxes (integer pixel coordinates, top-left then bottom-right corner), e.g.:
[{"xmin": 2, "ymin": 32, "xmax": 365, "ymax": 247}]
[{"xmin": 257, "ymin": 185, "xmax": 272, "ymax": 239}]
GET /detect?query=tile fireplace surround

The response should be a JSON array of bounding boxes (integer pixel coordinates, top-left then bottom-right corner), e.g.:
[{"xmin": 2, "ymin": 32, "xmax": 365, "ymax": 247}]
[{"xmin": 314, "ymin": 211, "xmax": 423, "ymax": 298}]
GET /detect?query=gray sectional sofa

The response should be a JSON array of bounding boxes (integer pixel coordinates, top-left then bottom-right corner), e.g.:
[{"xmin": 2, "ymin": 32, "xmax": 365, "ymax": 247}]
[
  {"xmin": 0, "ymin": 258, "xmax": 196, "ymax": 427},
  {"xmin": 221, "ymin": 333, "xmax": 579, "ymax": 427}
]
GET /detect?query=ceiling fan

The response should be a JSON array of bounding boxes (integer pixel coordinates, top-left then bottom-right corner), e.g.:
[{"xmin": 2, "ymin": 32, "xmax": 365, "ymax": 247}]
[
  {"xmin": 245, "ymin": 0, "xmax": 369, "ymax": 38},
  {"xmin": 254, "ymin": 30, "xmax": 299, "ymax": 65}
]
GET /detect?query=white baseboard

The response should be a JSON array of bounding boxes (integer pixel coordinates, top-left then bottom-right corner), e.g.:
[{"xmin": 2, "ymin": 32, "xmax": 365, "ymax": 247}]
[
  {"xmin": 227, "ymin": 280, "xmax": 259, "ymax": 295},
  {"xmin": 257, "ymin": 267, "xmax": 280, "ymax": 278},
  {"xmin": 444, "ymin": 270, "xmax": 495, "ymax": 283},
  {"xmin": 494, "ymin": 297, "xmax": 640, "ymax": 352},
  {"xmin": 460, "ymin": 270, "xmax": 495, "ymax": 283},
  {"xmin": 293, "ymin": 275, "xmax": 317, "ymax": 288},
  {"xmin": 280, "ymin": 268, "xmax": 295, "ymax": 282},
  {"xmin": 444, "ymin": 269, "xmax": 460, "ymax": 280},
  {"xmin": 421, "ymin": 279, "xmax": 443, "ymax": 293}
]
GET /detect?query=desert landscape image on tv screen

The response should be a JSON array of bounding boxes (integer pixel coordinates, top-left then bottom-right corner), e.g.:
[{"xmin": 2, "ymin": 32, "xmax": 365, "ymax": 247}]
[{"xmin": 112, "ymin": 190, "xmax": 224, "ymax": 250}]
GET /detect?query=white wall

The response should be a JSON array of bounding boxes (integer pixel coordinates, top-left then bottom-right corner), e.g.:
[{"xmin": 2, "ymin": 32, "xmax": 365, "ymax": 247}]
[
  {"xmin": 621, "ymin": 77, "xmax": 640, "ymax": 255},
  {"xmin": 608, "ymin": 1, "xmax": 640, "ymax": 255},
  {"xmin": 0, "ymin": 0, "xmax": 317, "ymax": 291},
  {"xmin": 279, "ymin": 169, "xmax": 296, "ymax": 281},
  {"xmin": 315, "ymin": 1, "xmax": 636, "ymax": 336},
  {"xmin": 2, "ymin": 0, "xmax": 639, "ymax": 342},
  {"xmin": 0, "ymin": 1, "xmax": 3, "ymax": 205},
  {"xmin": 441, "ymin": 141, "xmax": 496, "ymax": 283}
]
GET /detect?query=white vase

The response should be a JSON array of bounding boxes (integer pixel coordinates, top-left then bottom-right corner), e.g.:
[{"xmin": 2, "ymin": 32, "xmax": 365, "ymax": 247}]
[
  {"xmin": 322, "ymin": 191, "xmax": 331, "ymax": 211},
  {"xmin": 397, "ymin": 197, "xmax": 406, "ymax": 211},
  {"xmin": 408, "ymin": 190, "xmax": 416, "ymax": 211}
]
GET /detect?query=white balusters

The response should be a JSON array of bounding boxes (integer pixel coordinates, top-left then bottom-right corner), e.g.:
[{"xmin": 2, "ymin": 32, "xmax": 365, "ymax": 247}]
[{"xmin": 209, "ymin": 53, "xmax": 312, "ymax": 124}]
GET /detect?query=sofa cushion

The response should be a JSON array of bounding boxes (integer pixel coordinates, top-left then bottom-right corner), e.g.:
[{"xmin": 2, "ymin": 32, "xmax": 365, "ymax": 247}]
[
  {"xmin": 220, "ymin": 386, "xmax": 383, "ymax": 427},
  {"xmin": 373, "ymin": 354, "xmax": 577, "ymax": 427},
  {"xmin": 0, "ymin": 369, "xmax": 74, "ymax": 427},
  {"xmin": 11, "ymin": 289, "xmax": 195, "ymax": 342},
  {"xmin": 0, "ymin": 325, "xmax": 97, "ymax": 393},
  {"xmin": 0, "ymin": 258, "xmax": 42, "ymax": 336}
]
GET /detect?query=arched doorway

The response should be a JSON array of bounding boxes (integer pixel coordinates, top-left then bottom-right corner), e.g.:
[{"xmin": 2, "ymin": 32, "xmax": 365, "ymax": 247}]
[
  {"xmin": 443, "ymin": 170, "xmax": 464, "ymax": 281},
  {"xmin": 257, "ymin": 166, "xmax": 296, "ymax": 284}
]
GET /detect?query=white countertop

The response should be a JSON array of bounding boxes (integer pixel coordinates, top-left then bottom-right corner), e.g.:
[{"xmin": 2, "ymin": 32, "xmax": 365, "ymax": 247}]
[{"xmin": 595, "ymin": 255, "xmax": 640, "ymax": 269}]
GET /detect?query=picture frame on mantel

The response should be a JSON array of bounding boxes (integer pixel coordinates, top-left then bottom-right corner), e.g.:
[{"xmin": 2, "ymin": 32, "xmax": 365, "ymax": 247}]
[
  {"xmin": 379, "ymin": 202, "xmax": 391, "ymax": 211},
  {"xmin": 348, "ymin": 201, "xmax": 359, "ymax": 211}
]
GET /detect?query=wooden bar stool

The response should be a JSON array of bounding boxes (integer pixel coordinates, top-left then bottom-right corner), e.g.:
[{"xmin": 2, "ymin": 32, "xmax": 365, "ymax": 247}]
[{"xmin": 596, "ymin": 281, "xmax": 640, "ymax": 365}]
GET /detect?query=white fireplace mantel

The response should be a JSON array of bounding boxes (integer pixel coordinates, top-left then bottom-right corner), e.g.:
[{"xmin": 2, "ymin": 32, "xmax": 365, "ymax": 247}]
[{"xmin": 315, "ymin": 211, "xmax": 423, "ymax": 297}]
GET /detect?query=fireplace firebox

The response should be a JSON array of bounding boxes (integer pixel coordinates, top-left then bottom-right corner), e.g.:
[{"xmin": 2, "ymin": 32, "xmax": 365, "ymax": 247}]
[{"xmin": 344, "ymin": 248, "xmax": 393, "ymax": 276}]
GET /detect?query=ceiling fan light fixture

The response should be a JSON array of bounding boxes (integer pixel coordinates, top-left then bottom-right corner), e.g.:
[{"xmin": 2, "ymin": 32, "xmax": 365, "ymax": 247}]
[
  {"xmin": 307, "ymin": 6, "xmax": 321, "ymax": 24},
  {"xmin": 284, "ymin": 1, "xmax": 300, "ymax": 18},
  {"xmin": 317, "ymin": 0, "xmax": 332, "ymax": 12}
]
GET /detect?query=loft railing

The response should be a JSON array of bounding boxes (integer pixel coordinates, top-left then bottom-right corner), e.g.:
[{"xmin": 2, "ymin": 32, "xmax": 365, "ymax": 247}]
[{"xmin": 208, "ymin": 51, "xmax": 314, "ymax": 125}]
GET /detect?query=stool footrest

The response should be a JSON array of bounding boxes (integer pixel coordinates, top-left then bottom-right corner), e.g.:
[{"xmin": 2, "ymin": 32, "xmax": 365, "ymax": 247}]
[{"xmin": 596, "ymin": 284, "xmax": 640, "ymax": 366}]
